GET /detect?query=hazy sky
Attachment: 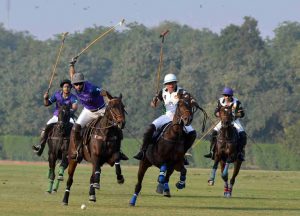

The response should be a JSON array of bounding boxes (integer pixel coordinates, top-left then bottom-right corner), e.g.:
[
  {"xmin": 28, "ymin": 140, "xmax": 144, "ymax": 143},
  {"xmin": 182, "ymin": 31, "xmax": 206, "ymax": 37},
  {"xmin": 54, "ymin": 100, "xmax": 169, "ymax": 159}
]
[{"xmin": 1, "ymin": 0, "xmax": 300, "ymax": 40}]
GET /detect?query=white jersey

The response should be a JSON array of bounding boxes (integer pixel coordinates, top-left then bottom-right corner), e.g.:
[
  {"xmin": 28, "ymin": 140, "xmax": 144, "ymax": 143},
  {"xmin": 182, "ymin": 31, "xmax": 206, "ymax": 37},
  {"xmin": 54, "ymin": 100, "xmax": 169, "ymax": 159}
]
[
  {"xmin": 218, "ymin": 96, "xmax": 239, "ymax": 110},
  {"xmin": 153, "ymin": 87, "xmax": 194, "ymax": 133},
  {"xmin": 162, "ymin": 86, "xmax": 186, "ymax": 114}
]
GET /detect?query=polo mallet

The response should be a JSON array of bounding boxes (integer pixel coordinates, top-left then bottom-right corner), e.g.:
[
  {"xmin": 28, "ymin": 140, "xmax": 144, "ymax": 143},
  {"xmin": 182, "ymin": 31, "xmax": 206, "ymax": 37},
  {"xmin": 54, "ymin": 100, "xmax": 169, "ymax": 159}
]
[
  {"xmin": 72, "ymin": 19, "xmax": 125, "ymax": 60},
  {"xmin": 47, "ymin": 32, "xmax": 69, "ymax": 93},
  {"xmin": 155, "ymin": 29, "xmax": 169, "ymax": 94},
  {"xmin": 192, "ymin": 120, "xmax": 219, "ymax": 149}
]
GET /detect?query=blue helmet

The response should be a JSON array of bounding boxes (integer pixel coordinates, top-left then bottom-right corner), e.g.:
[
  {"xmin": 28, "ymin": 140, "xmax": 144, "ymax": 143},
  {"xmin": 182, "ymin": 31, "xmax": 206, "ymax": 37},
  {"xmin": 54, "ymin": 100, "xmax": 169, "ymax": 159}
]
[{"xmin": 222, "ymin": 87, "xmax": 234, "ymax": 96}]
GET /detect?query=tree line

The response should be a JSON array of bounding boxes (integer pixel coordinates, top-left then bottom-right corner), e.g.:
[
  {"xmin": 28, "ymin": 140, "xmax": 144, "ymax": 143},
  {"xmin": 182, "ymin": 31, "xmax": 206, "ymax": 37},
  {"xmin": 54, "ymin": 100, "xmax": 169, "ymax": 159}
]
[{"xmin": 0, "ymin": 16, "xmax": 299, "ymax": 159}]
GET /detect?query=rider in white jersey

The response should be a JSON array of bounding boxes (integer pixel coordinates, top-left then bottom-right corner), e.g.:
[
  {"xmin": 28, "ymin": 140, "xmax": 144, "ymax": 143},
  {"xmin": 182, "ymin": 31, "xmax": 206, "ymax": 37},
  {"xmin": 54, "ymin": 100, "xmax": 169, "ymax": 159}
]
[
  {"xmin": 204, "ymin": 87, "xmax": 247, "ymax": 161},
  {"xmin": 133, "ymin": 74, "xmax": 198, "ymax": 164}
]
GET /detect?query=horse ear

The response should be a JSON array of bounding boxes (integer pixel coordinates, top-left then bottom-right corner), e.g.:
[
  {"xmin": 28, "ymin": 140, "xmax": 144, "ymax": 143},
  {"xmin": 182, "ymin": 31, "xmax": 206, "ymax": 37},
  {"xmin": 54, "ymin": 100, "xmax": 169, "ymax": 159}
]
[
  {"xmin": 177, "ymin": 92, "xmax": 183, "ymax": 99},
  {"xmin": 106, "ymin": 91, "xmax": 113, "ymax": 100},
  {"xmin": 119, "ymin": 93, "xmax": 122, "ymax": 99}
]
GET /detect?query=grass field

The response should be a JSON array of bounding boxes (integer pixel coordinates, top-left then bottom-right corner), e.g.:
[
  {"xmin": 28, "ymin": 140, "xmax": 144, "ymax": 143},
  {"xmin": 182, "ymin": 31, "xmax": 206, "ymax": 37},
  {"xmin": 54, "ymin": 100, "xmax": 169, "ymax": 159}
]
[{"xmin": 0, "ymin": 162, "xmax": 299, "ymax": 216}]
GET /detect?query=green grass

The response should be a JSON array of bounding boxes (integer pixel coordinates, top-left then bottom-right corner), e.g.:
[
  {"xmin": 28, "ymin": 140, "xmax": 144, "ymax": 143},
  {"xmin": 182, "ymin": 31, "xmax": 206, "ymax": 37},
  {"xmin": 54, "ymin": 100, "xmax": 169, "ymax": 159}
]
[{"xmin": 0, "ymin": 163, "xmax": 299, "ymax": 216}]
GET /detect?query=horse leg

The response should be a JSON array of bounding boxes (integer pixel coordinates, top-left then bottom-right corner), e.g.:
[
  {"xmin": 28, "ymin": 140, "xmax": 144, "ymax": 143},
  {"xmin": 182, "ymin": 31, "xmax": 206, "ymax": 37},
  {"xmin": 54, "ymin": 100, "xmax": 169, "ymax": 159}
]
[
  {"xmin": 115, "ymin": 160, "xmax": 124, "ymax": 184},
  {"xmin": 163, "ymin": 167, "xmax": 174, "ymax": 197},
  {"xmin": 208, "ymin": 160, "xmax": 219, "ymax": 186},
  {"xmin": 57, "ymin": 151, "xmax": 69, "ymax": 181},
  {"xmin": 156, "ymin": 163, "xmax": 167, "ymax": 194},
  {"xmin": 176, "ymin": 166, "xmax": 186, "ymax": 190},
  {"xmin": 92, "ymin": 154, "xmax": 101, "ymax": 190},
  {"xmin": 221, "ymin": 161, "xmax": 232, "ymax": 198},
  {"xmin": 53, "ymin": 158, "xmax": 68, "ymax": 192},
  {"xmin": 47, "ymin": 153, "xmax": 56, "ymax": 193},
  {"xmin": 89, "ymin": 173, "xmax": 96, "ymax": 202},
  {"xmin": 227, "ymin": 160, "xmax": 242, "ymax": 197},
  {"xmin": 129, "ymin": 160, "xmax": 151, "ymax": 206},
  {"xmin": 62, "ymin": 159, "xmax": 77, "ymax": 205},
  {"xmin": 219, "ymin": 161, "xmax": 229, "ymax": 197}
]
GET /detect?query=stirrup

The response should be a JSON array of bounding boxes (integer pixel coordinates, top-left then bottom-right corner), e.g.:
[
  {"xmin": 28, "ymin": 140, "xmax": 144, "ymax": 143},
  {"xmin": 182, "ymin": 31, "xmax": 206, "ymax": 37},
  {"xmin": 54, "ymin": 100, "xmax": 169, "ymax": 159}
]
[
  {"xmin": 133, "ymin": 151, "xmax": 144, "ymax": 160},
  {"xmin": 204, "ymin": 152, "xmax": 212, "ymax": 158},
  {"xmin": 32, "ymin": 145, "xmax": 40, "ymax": 152},
  {"xmin": 120, "ymin": 152, "xmax": 129, "ymax": 161}
]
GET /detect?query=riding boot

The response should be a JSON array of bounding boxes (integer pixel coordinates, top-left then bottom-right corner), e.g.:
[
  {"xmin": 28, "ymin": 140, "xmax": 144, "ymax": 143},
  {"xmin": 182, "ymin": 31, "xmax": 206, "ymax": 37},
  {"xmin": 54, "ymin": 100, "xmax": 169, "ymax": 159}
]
[
  {"xmin": 237, "ymin": 131, "xmax": 247, "ymax": 161},
  {"xmin": 72, "ymin": 123, "xmax": 83, "ymax": 162},
  {"xmin": 133, "ymin": 124, "xmax": 156, "ymax": 160},
  {"xmin": 183, "ymin": 130, "xmax": 197, "ymax": 165},
  {"xmin": 204, "ymin": 130, "xmax": 218, "ymax": 159},
  {"xmin": 32, "ymin": 124, "xmax": 53, "ymax": 156}
]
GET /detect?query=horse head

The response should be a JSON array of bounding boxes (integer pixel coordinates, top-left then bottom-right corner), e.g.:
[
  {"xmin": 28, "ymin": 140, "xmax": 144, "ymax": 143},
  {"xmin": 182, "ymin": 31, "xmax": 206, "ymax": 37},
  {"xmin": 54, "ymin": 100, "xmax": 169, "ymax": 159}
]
[
  {"xmin": 174, "ymin": 93, "xmax": 193, "ymax": 126},
  {"xmin": 219, "ymin": 105, "xmax": 234, "ymax": 128},
  {"xmin": 105, "ymin": 92, "xmax": 126, "ymax": 129},
  {"xmin": 57, "ymin": 104, "xmax": 71, "ymax": 134},
  {"xmin": 58, "ymin": 104, "xmax": 71, "ymax": 124}
]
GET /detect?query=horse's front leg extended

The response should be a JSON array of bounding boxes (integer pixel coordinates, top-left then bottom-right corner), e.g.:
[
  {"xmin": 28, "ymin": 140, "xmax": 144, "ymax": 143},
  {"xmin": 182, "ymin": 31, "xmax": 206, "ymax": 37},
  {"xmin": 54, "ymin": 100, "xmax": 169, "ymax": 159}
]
[
  {"xmin": 208, "ymin": 160, "xmax": 219, "ymax": 186},
  {"xmin": 115, "ymin": 160, "xmax": 124, "ymax": 184},
  {"xmin": 62, "ymin": 159, "xmax": 77, "ymax": 205},
  {"xmin": 129, "ymin": 160, "xmax": 151, "ymax": 206}
]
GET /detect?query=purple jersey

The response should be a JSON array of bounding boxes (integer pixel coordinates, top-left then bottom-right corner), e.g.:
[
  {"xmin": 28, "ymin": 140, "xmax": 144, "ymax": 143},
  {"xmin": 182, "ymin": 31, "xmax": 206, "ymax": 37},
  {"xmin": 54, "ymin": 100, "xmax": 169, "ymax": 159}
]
[
  {"xmin": 49, "ymin": 91, "xmax": 78, "ymax": 116},
  {"xmin": 74, "ymin": 81, "xmax": 105, "ymax": 110}
]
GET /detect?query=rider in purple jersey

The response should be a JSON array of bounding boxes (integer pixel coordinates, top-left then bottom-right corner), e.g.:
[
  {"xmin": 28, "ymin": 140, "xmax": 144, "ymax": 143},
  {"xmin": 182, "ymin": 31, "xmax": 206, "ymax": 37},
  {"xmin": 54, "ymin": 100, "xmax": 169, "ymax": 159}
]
[
  {"xmin": 69, "ymin": 58, "xmax": 128, "ymax": 162},
  {"xmin": 32, "ymin": 79, "xmax": 78, "ymax": 156}
]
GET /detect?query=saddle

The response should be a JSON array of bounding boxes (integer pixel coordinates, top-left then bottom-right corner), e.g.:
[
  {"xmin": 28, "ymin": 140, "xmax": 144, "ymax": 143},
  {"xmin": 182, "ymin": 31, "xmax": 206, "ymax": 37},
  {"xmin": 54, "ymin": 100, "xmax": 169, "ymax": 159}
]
[{"xmin": 152, "ymin": 122, "xmax": 171, "ymax": 144}]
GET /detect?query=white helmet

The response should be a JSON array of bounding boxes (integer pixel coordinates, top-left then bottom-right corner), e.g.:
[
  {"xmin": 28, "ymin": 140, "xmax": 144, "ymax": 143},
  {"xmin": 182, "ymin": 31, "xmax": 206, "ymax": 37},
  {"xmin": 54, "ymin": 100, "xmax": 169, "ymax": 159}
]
[{"xmin": 163, "ymin": 73, "xmax": 178, "ymax": 84}]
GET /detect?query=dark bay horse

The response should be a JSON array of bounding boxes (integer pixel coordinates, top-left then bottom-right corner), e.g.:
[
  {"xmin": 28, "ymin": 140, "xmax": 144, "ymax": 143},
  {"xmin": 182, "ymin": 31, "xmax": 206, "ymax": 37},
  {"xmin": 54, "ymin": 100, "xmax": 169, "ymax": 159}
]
[
  {"xmin": 208, "ymin": 106, "xmax": 242, "ymax": 197},
  {"xmin": 47, "ymin": 104, "xmax": 73, "ymax": 193},
  {"xmin": 62, "ymin": 93, "xmax": 126, "ymax": 205},
  {"xmin": 129, "ymin": 94, "xmax": 195, "ymax": 206}
]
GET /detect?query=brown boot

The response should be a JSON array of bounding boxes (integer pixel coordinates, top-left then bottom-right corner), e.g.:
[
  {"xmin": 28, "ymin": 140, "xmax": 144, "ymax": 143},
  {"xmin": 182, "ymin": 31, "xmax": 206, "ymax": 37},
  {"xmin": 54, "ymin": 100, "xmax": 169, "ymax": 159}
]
[{"xmin": 133, "ymin": 124, "xmax": 156, "ymax": 160}]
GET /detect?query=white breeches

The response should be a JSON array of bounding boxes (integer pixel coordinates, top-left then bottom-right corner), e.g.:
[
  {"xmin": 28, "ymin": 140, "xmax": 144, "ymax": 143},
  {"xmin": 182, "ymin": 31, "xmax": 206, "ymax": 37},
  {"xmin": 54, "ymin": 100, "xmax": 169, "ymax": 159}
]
[
  {"xmin": 75, "ymin": 107, "xmax": 105, "ymax": 127},
  {"xmin": 213, "ymin": 119, "xmax": 244, "ymax": 133},
  {"xmin": 152, "ymin": 113, "xmax": 194, "ymax": 133},
  {"xmin": 47, "ymin": 115, "xmax": 74, "ymax": 125}
]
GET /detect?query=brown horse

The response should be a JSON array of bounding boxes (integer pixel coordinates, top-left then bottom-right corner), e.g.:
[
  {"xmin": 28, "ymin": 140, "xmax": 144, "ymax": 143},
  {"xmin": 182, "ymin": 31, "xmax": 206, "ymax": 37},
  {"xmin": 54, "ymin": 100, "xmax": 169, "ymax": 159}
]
[
  {"xmin": 207, "ymin": 105, "xmax": 242, "ymax": 198},
  {"xmin": 62, "ymin": 93, "xmax": 126, "ymax": 205},
  {"xmin": 47, "ymin": 104, "xmax": 72, "ymax": 193},
  {"xmin": 129, "ymin": 93, "xmax": 196, "ymax": 206}
]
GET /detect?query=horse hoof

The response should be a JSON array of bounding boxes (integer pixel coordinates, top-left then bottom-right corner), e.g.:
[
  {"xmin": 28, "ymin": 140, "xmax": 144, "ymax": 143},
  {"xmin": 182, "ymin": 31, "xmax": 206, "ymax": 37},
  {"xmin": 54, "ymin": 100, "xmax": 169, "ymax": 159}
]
[
  {"xmin": 224, "ymin": 192, "xmax": 231, "ymax": 198},
  {"xmin": 163, "ymin": 190, "xmax": 171, "ymax": 197},
  {"xmin": 62, "ymin": 202, "xmax": 68, "ymax": 206},
  {"xmin": 175, "ymin": 182, "xmax": 185, "ymax": 190},
  {"xmin": 156, "ymin": 183, "xmax": 164, "ymax": 194},
  {"xmin": 52, "ymin": 190, "xmax": 57, "ymax": 194},
  {"xmin": 89, "ymin": 195, "xmax": 96, "ymax": 202},
  {"xmin": 117, "ymin": 175, "xmax": 125, "ymax": 184},
  {"xmin": 208, "ymin": 180, "xmax": 214, "ymax": 186},
  {"xmin": 93, "ymin": 183, "xmax": 100, "ymax": 190}
]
